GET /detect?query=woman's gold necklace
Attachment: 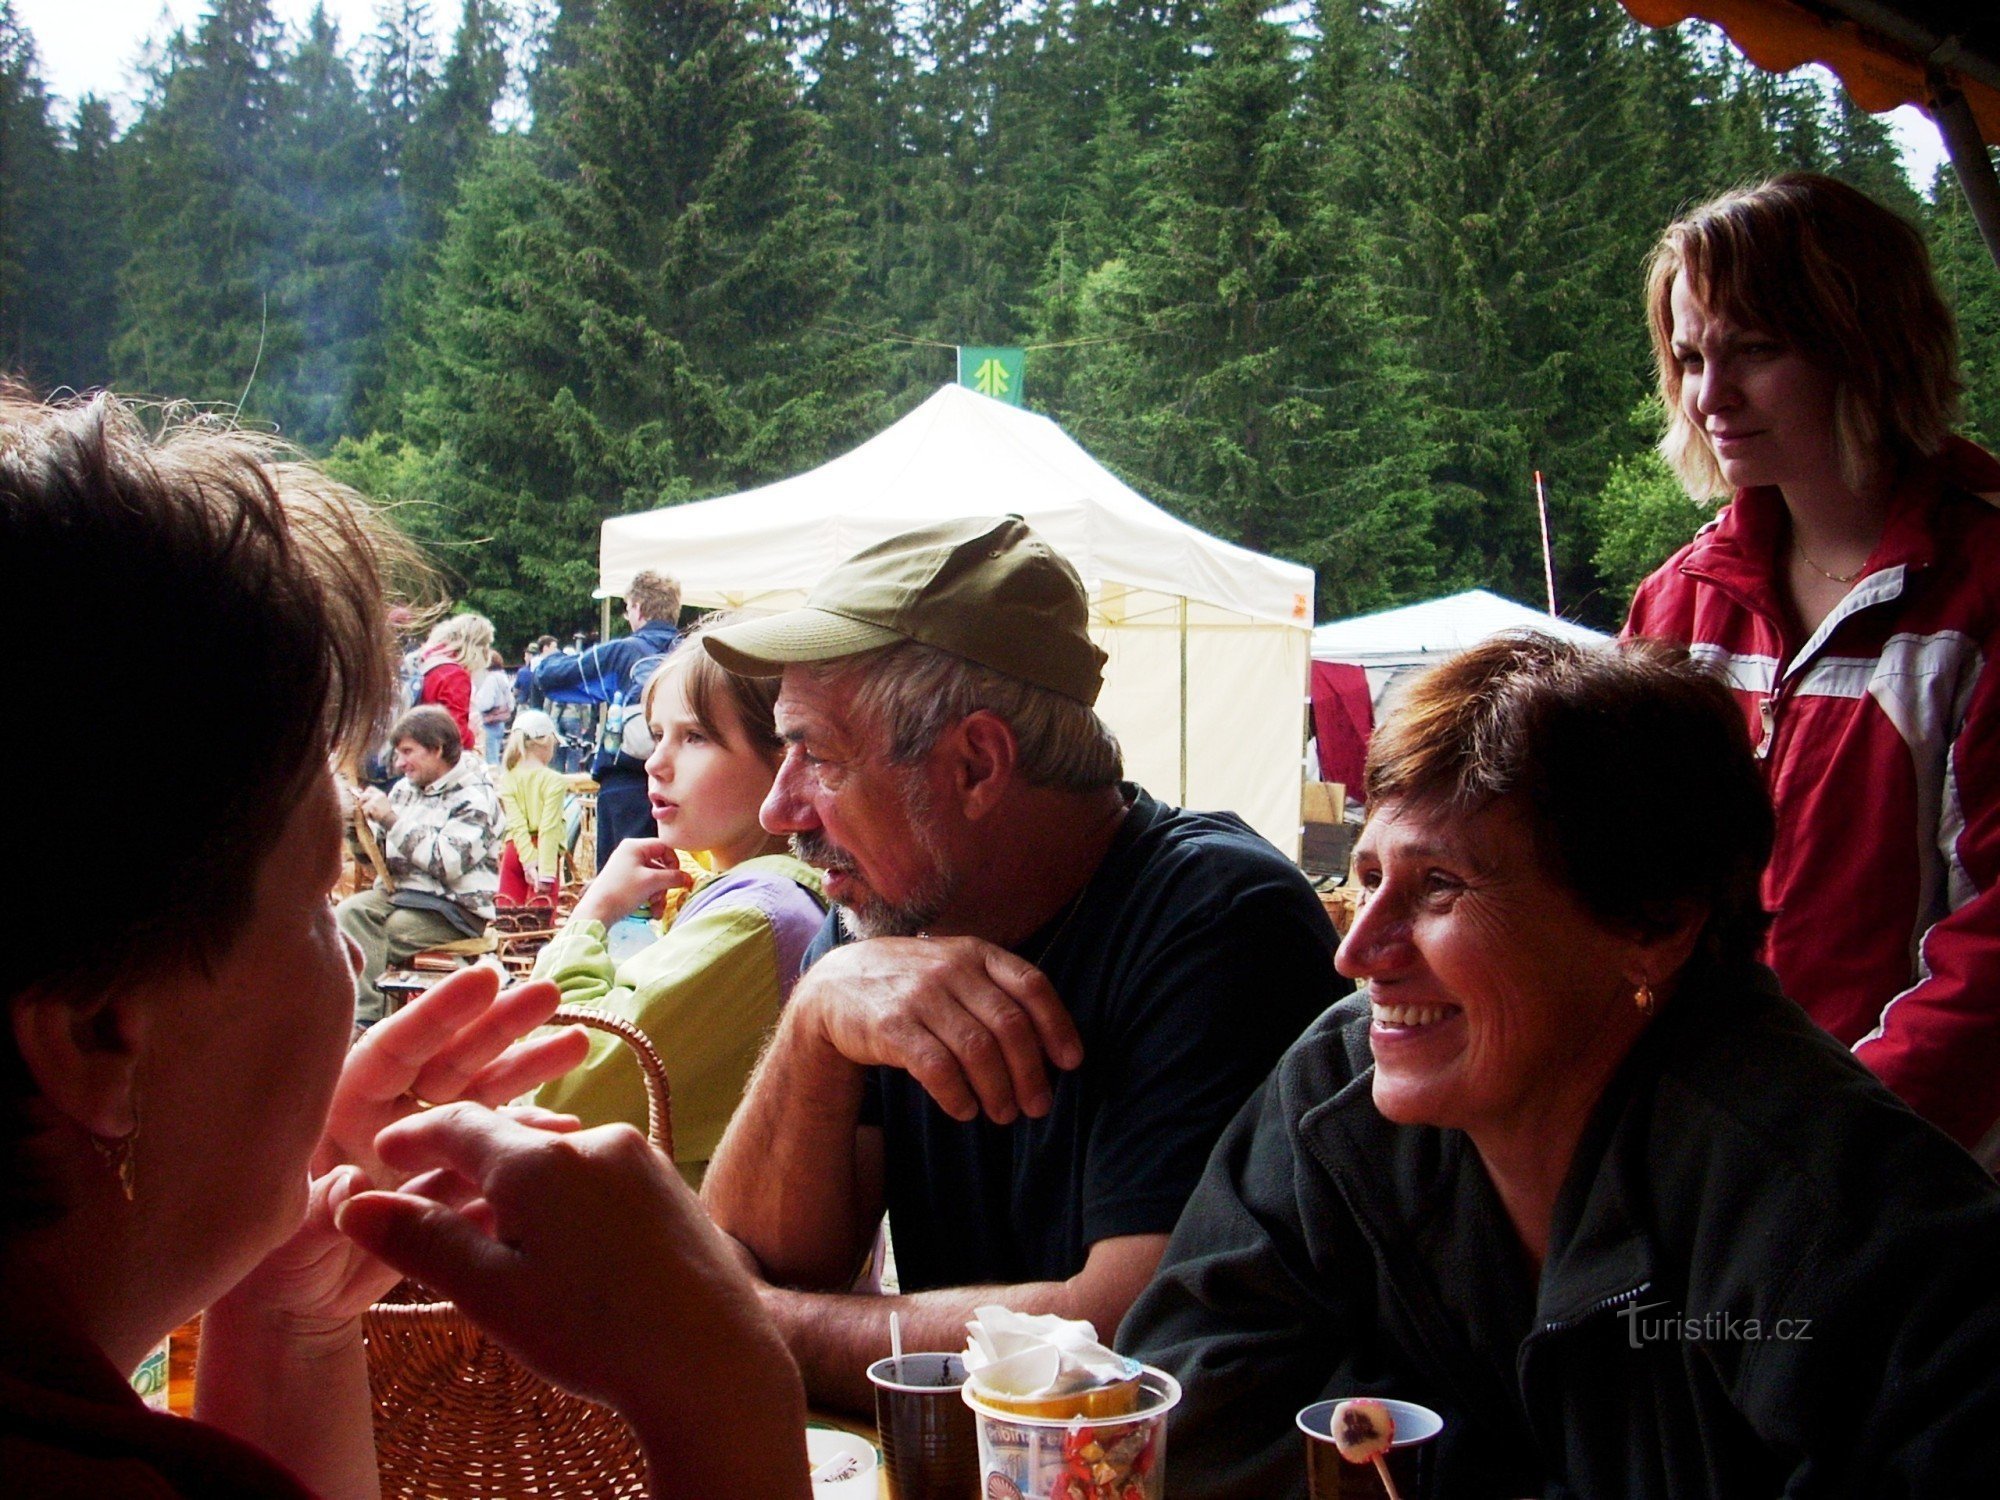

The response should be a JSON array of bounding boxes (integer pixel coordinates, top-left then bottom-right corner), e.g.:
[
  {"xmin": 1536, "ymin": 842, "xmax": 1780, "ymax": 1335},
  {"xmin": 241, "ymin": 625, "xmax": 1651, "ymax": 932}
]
[{"xmin": 1792, "ymin": 537, "xmax": 1867, "ymax": 585}]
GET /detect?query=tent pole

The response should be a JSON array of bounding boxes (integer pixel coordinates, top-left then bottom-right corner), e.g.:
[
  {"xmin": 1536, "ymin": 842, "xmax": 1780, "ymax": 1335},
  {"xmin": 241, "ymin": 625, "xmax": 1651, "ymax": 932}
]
[
  {"xmin": 1932, "ymin": 80, "xmax": 2000, "ymax": 274},
  {"xmin": 1179, "ymin": 595, "xmax": 1189, "ymax": 808}
]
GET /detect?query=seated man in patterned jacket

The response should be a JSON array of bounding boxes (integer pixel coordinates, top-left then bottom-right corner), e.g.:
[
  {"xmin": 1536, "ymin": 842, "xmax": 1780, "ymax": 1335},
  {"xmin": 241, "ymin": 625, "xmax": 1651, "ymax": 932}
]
[{"xmin": 337, "ymin": 704, "xmax": 505, "ymax": 1026}]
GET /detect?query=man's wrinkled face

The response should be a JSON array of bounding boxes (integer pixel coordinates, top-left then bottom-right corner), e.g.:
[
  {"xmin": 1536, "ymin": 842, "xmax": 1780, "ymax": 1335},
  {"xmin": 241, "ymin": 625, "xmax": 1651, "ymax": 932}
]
[
  {"xmin": 761, "ymin": 667, "xmax": 958, "ymax": 938},
  {"xmin": 393, "ymin": 737, "xmax": 452, "ymax": 788}
]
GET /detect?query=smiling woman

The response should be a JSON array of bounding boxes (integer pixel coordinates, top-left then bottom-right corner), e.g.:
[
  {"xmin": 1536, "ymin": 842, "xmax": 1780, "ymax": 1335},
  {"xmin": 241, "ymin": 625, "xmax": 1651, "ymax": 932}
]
[{"xmin": 1119, "ymin": 632, "xmax": 2000, "ymax": 1499}]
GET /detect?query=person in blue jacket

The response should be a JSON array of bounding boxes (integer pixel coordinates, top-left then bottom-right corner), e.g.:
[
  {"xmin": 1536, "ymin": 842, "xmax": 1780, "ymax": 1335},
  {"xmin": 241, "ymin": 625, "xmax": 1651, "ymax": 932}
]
[{"xmin": 534, "ymin": 572, "xmax": 681, "ymax": 867}]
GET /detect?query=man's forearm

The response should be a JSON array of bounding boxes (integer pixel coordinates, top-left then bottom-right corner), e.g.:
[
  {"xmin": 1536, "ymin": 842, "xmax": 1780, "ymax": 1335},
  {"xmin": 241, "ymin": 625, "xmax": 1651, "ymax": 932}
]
[
  {"xmin": 704, "ymin": 1001, "xmax": 876, "ymax": 1287},
  {"xmin": 761, "ymin": 1281, "xmax": 1065, "ymax": 1414},
  {"xmin": 762, "ymin": 1230, "xmax": 1171, "ymax": 1412}
]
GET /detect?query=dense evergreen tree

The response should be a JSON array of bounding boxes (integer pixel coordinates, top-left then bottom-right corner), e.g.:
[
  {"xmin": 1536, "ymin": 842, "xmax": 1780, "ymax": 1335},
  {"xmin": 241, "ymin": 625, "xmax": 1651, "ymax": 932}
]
[
  {"xmin": 112, "ymin": 0, "xmax": 297, "ymax": 415},
  {"xmin": 1051, "ymin": 0, "xmax": 1436, "ymax": 614},
  {"xmin": 1375, "ymin": 0, "xmax": 1661, "ymax": 623},
  {"xmin": 47, "ymin": 98, "xmax": 129, "ymax": 391},
  {"xmin": 404, "ymin": 0, "xmax": 874, "ymax": 639},
  {"xmin": 354, "ymin": 0, "xmax": 509, "ymax": 432},
  {"xmin": 1929, "ymin": 158, "xmax": 2000, "ymax": 450},
  {"xmin": 266, "ymin": 6, "xmax": 391, "ymax": 444},
  {"xmin": 0, "ymin": 4, "xmax": 70, "ymax": 386}
]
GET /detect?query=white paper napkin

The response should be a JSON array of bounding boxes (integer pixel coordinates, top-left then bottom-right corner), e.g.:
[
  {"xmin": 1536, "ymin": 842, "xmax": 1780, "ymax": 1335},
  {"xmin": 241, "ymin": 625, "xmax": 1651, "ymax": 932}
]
[{"xmin": 962, "ymin": 1305, "xmax": 1141, "ymax": 1398}]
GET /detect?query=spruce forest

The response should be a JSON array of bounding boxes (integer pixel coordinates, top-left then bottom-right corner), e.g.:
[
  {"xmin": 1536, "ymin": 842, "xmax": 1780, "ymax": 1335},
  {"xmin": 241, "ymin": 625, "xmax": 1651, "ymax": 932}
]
[{"xmin": 4, "ymin": 0, "xmax": 1998, "ymax": 642}]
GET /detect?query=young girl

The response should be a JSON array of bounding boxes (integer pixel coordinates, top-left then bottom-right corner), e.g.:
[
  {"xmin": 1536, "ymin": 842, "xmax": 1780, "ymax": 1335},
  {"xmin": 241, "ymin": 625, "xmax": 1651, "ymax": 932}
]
[
  {"xmin": 497, "ymin": 709, "xmax": 567, "ymax": 906},
  {"xmin": 532, "ymin": 619, "xmax": 826, "ymax": 1184}
]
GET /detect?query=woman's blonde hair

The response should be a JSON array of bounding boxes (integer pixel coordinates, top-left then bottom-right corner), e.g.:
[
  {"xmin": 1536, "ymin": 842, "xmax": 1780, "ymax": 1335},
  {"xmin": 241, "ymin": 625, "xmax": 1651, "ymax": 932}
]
[
  {"xmin": 427, "ymin": 610, "xmax": 495, "ymax": 672},
  {"xmin": 1645, "ymin": 172, "xmax": 1961, "ymax": 499}
]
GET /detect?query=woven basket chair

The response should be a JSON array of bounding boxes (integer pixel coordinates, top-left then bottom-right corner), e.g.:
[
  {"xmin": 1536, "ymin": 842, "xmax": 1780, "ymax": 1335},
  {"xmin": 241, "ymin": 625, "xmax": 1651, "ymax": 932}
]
[{"xmin": 365, "ymin": 1007, "xmax": 673, "ymax": 1498}]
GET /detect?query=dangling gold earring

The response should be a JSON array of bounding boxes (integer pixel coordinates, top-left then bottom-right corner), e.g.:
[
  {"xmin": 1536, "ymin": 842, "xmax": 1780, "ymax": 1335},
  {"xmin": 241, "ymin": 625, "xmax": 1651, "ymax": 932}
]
[
  {"xmin": 90, "ymin": 1105, "xmax": 138, "ymax": 1202},
  {"xmin": 1634, "ymin": 980, "xmax": 1656, "ymax": 1017}
]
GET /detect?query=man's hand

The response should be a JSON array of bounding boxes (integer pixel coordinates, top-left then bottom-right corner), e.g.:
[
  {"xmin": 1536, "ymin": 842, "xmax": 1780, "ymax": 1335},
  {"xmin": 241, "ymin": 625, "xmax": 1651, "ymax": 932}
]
[
  {"xmin": 569, "ymin": 837, "xmax": 694, "ymax": 928},
  {"xmin": 797, "ymin": 937, "xmax": 1084, "ymax": 1124},
  {"xmin": 359, "ymin": 787, "xmax": 394, "ymax": 824}
]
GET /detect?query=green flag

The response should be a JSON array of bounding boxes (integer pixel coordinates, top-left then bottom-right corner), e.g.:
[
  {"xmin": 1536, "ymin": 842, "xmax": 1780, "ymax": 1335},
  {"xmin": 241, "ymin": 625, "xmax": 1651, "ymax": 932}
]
[{"xmin": 957, "ymin": 347, "xmax": 1026, "ymax": 405}]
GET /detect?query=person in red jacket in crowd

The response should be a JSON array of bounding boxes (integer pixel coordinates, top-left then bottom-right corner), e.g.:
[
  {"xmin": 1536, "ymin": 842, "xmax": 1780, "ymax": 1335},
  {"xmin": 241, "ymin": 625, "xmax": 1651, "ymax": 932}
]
[
  {"xmin": 412, "ymin": 612, "xmax": 493, "ymax": 753},
  {"xmin": 1625, "ymin": 172, "xmax": 2000, "ymax": 1161}
]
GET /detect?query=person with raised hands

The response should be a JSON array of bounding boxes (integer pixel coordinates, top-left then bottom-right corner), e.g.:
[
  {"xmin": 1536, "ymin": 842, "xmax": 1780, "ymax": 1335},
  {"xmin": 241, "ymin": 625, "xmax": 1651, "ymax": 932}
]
[{"xmin": 0, "ymin": 387, "xmax": 809, "ymax": 1498}]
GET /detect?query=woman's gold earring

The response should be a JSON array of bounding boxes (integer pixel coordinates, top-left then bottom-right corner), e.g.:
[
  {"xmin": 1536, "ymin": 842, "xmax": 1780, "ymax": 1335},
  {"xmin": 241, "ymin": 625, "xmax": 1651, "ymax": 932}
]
[
  {"xmin": 1634, "ymin": 980, "xmax": 1656, "ymax": 1017},
  {"xmin": 90, "ymin": 1106, "xmax": 138, "ymax": 1202}
]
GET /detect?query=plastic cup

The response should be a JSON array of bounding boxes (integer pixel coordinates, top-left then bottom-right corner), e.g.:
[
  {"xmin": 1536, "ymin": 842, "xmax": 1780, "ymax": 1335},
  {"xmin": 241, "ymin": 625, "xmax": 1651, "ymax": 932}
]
[
  {"xmin": 867, "ymin": 1352, "xmax": 981, "ymax": 1500},
  {"xmin": 1298, "ymin": 1398, "xmax": 1444, "ymax": 1500},
  {"xmin": 963, "ymin": 1365, "xmax": 1181, "ymax": 1500},
  {"xmin": 806, "ymin": 1426, "xmax": 878, "ymax": 1500}
]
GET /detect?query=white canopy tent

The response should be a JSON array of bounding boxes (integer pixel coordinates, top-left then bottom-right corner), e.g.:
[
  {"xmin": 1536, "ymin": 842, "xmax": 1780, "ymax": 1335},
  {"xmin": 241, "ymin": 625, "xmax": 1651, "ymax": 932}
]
[
  {"xmin": 1311, "ymin": 588, "xmax": 1610, "ymax": 709},
  {"xmin": 598, "ymin": 384, "xmax": 1315, "ymax": 855}
]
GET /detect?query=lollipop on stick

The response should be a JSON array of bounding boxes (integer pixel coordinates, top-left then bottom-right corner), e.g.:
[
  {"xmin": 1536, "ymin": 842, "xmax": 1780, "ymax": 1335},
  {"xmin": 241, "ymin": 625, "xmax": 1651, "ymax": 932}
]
[{"xmin": 1330, "ymin": 1398, "xmax": 1402, "ymax": 1500}]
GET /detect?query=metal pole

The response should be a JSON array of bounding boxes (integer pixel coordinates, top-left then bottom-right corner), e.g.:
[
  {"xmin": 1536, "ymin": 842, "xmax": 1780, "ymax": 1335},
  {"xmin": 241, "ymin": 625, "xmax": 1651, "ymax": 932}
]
[
  {"xmin": 1932, "ymin": 81, "xmax": 2000, "ymax": 274},
  {"xmin": 1534, "ymin": 470, "xmax": 1559, "ymax": 618}
]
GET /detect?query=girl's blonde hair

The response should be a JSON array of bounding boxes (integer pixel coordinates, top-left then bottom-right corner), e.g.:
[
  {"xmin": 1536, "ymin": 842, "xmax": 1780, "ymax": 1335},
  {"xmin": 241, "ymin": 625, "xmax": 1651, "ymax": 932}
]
[
  {"xmin": 502, "ymin": 713, "xmax": 559, "ymax": 771},
  {"xmin": 427, "ymin": 611, "xmax": 496, "ymax": 672}
]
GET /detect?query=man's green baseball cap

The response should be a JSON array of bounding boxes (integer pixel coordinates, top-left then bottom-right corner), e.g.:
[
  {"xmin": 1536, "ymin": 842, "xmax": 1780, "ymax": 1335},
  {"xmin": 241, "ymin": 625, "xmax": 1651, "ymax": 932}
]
[{"xmin": 702, "ymin": 516, "xmax": 1107, "ymax": 706}]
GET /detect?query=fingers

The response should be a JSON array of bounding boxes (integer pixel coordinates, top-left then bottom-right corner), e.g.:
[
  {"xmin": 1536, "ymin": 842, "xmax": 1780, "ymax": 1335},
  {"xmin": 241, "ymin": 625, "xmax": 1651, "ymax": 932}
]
[
  {"xmin": 498, "ymin": 1103, "xmax": 585, "ymax": 1134},
  {"xmin": 336, "ymin": 1189, "xmax": 516, "ymax": 1303},
  {"xmin": 833, "ymin": 945, "xmax": 1074, "ymax": 1126},
  {"xmin": 371, "ymin": 1099, "xmax": 551, "ymax": 1185},
  {"xmin": 407, "ymin": 979, "xmax": 567, "ymax": 1102},
  {"xmin": 349, "ymin": 964, "xmax": 504, "ymax": 1100},
  {"xmin": 450, "ymin": 1025, "xmax": 589, "ymax": 1107},
  {"xmin": 983, "ymin": 947, "xmax": 1084, "ymax": 1071}
]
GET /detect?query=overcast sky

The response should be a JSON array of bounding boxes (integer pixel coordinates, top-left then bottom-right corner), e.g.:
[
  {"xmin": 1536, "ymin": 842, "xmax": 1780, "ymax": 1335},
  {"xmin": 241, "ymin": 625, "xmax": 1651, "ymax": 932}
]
[
  {"xmin": 14, "ymin": 0, "xmax": 464, "ymax": 121},
  {"xmin": 14, "ymin": 0, "xmax": 1950, "ymax": 188}
]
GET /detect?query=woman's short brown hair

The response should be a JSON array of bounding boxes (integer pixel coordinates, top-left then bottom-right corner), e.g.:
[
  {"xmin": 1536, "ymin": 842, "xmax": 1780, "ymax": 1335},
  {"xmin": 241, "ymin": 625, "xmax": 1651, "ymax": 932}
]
[
  {"xmin": 643, "ymin": 613, "xmax": 782, "ymax": 762},
  {"xmin": 1645, "ymin": 172, "xmax": 1961, "ymax": 499},
  {"xmin": 1, "ymin": 387, "xmax": 425, "ymax": 1227},
  {"xmin": 1365, "ymin": 633, "xmax": 1773, "ymax": 969}
]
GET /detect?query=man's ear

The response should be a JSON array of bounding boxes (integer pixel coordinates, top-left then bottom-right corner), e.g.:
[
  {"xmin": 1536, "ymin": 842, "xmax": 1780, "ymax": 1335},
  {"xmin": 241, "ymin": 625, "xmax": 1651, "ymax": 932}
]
[
  {"xmin": 949, "ymin": 710, "xmax": 1019, "ymax": 821},
  {"xmin": 10, "ymin": 983, "xmax": 152, "ymax": 1139}
]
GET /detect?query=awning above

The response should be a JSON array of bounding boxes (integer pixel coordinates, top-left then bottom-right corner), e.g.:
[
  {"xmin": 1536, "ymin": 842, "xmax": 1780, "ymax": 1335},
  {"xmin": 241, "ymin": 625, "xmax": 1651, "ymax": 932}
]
[{"xmin": 1620, "ymin": 0, "xmax": 2000, "ymax": 140}]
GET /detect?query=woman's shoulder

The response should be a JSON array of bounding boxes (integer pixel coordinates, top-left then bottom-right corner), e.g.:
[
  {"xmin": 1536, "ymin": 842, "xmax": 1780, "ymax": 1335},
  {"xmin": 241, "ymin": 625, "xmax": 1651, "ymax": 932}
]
[{"xmin": 1636, "ymin": 965, "xmax": 1997, "ymax": 1227}]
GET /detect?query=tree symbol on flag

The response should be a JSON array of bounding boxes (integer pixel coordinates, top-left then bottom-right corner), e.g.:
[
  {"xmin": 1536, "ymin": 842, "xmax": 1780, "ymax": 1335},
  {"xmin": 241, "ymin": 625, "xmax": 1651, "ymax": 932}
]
[{"xmin": 974, "ymin": 358, "xmax": 1012, "ymax": 398}]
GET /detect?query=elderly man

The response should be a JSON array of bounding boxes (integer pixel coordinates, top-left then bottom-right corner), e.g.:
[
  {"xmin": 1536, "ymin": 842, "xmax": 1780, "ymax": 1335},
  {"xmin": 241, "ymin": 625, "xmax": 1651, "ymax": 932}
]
[
  {"xmin": 337, "ymin": 704, "xmax": 504, "ymax": 1026},
  {"xmin": 533, "ymin": 570, "xmax": 681, "ymax": 866},
  {"xmin": 700, "ymin": 516, "xmax": 1338, "ymax": 1410}
]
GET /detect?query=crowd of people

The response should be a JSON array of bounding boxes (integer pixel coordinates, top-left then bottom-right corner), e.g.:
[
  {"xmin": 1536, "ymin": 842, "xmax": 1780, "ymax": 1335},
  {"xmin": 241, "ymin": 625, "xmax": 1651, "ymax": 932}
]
[{"xmin": 5, "ymin": 171, "xmax": 2000, "ymax": 1498}]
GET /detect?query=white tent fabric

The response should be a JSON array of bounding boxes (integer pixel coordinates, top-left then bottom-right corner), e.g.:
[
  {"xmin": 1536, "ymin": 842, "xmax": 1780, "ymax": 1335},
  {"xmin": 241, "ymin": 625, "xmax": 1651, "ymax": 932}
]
[
  {"xmin": 598, "ymin": 384, "xmax": 1315, "ymax": 855},
  {"xmin": 1311, "ymin": 589, "xmax": 1610, "ymax": 710}
]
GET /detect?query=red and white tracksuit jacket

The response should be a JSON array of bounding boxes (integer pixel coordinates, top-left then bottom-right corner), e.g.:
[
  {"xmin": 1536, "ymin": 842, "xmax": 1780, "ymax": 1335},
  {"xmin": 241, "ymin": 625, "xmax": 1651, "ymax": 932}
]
[{"xmin": 1626, "ymin": 437, "xmax": 2000, "ymax": 1155}]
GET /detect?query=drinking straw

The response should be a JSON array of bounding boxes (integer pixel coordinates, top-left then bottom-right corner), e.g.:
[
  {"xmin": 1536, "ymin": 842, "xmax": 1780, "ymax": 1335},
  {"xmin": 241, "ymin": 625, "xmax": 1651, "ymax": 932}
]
[{"xmin": 890, "ymin": 1310, "xmax": 904, "ymax": 1381}]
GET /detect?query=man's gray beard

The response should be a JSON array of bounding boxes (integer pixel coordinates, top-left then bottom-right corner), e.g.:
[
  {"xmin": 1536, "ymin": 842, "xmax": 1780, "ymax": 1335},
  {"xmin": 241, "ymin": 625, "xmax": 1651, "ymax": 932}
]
[{"xmin": 793, "ymin": 775, "xmax": 958, "ymax": 941}]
